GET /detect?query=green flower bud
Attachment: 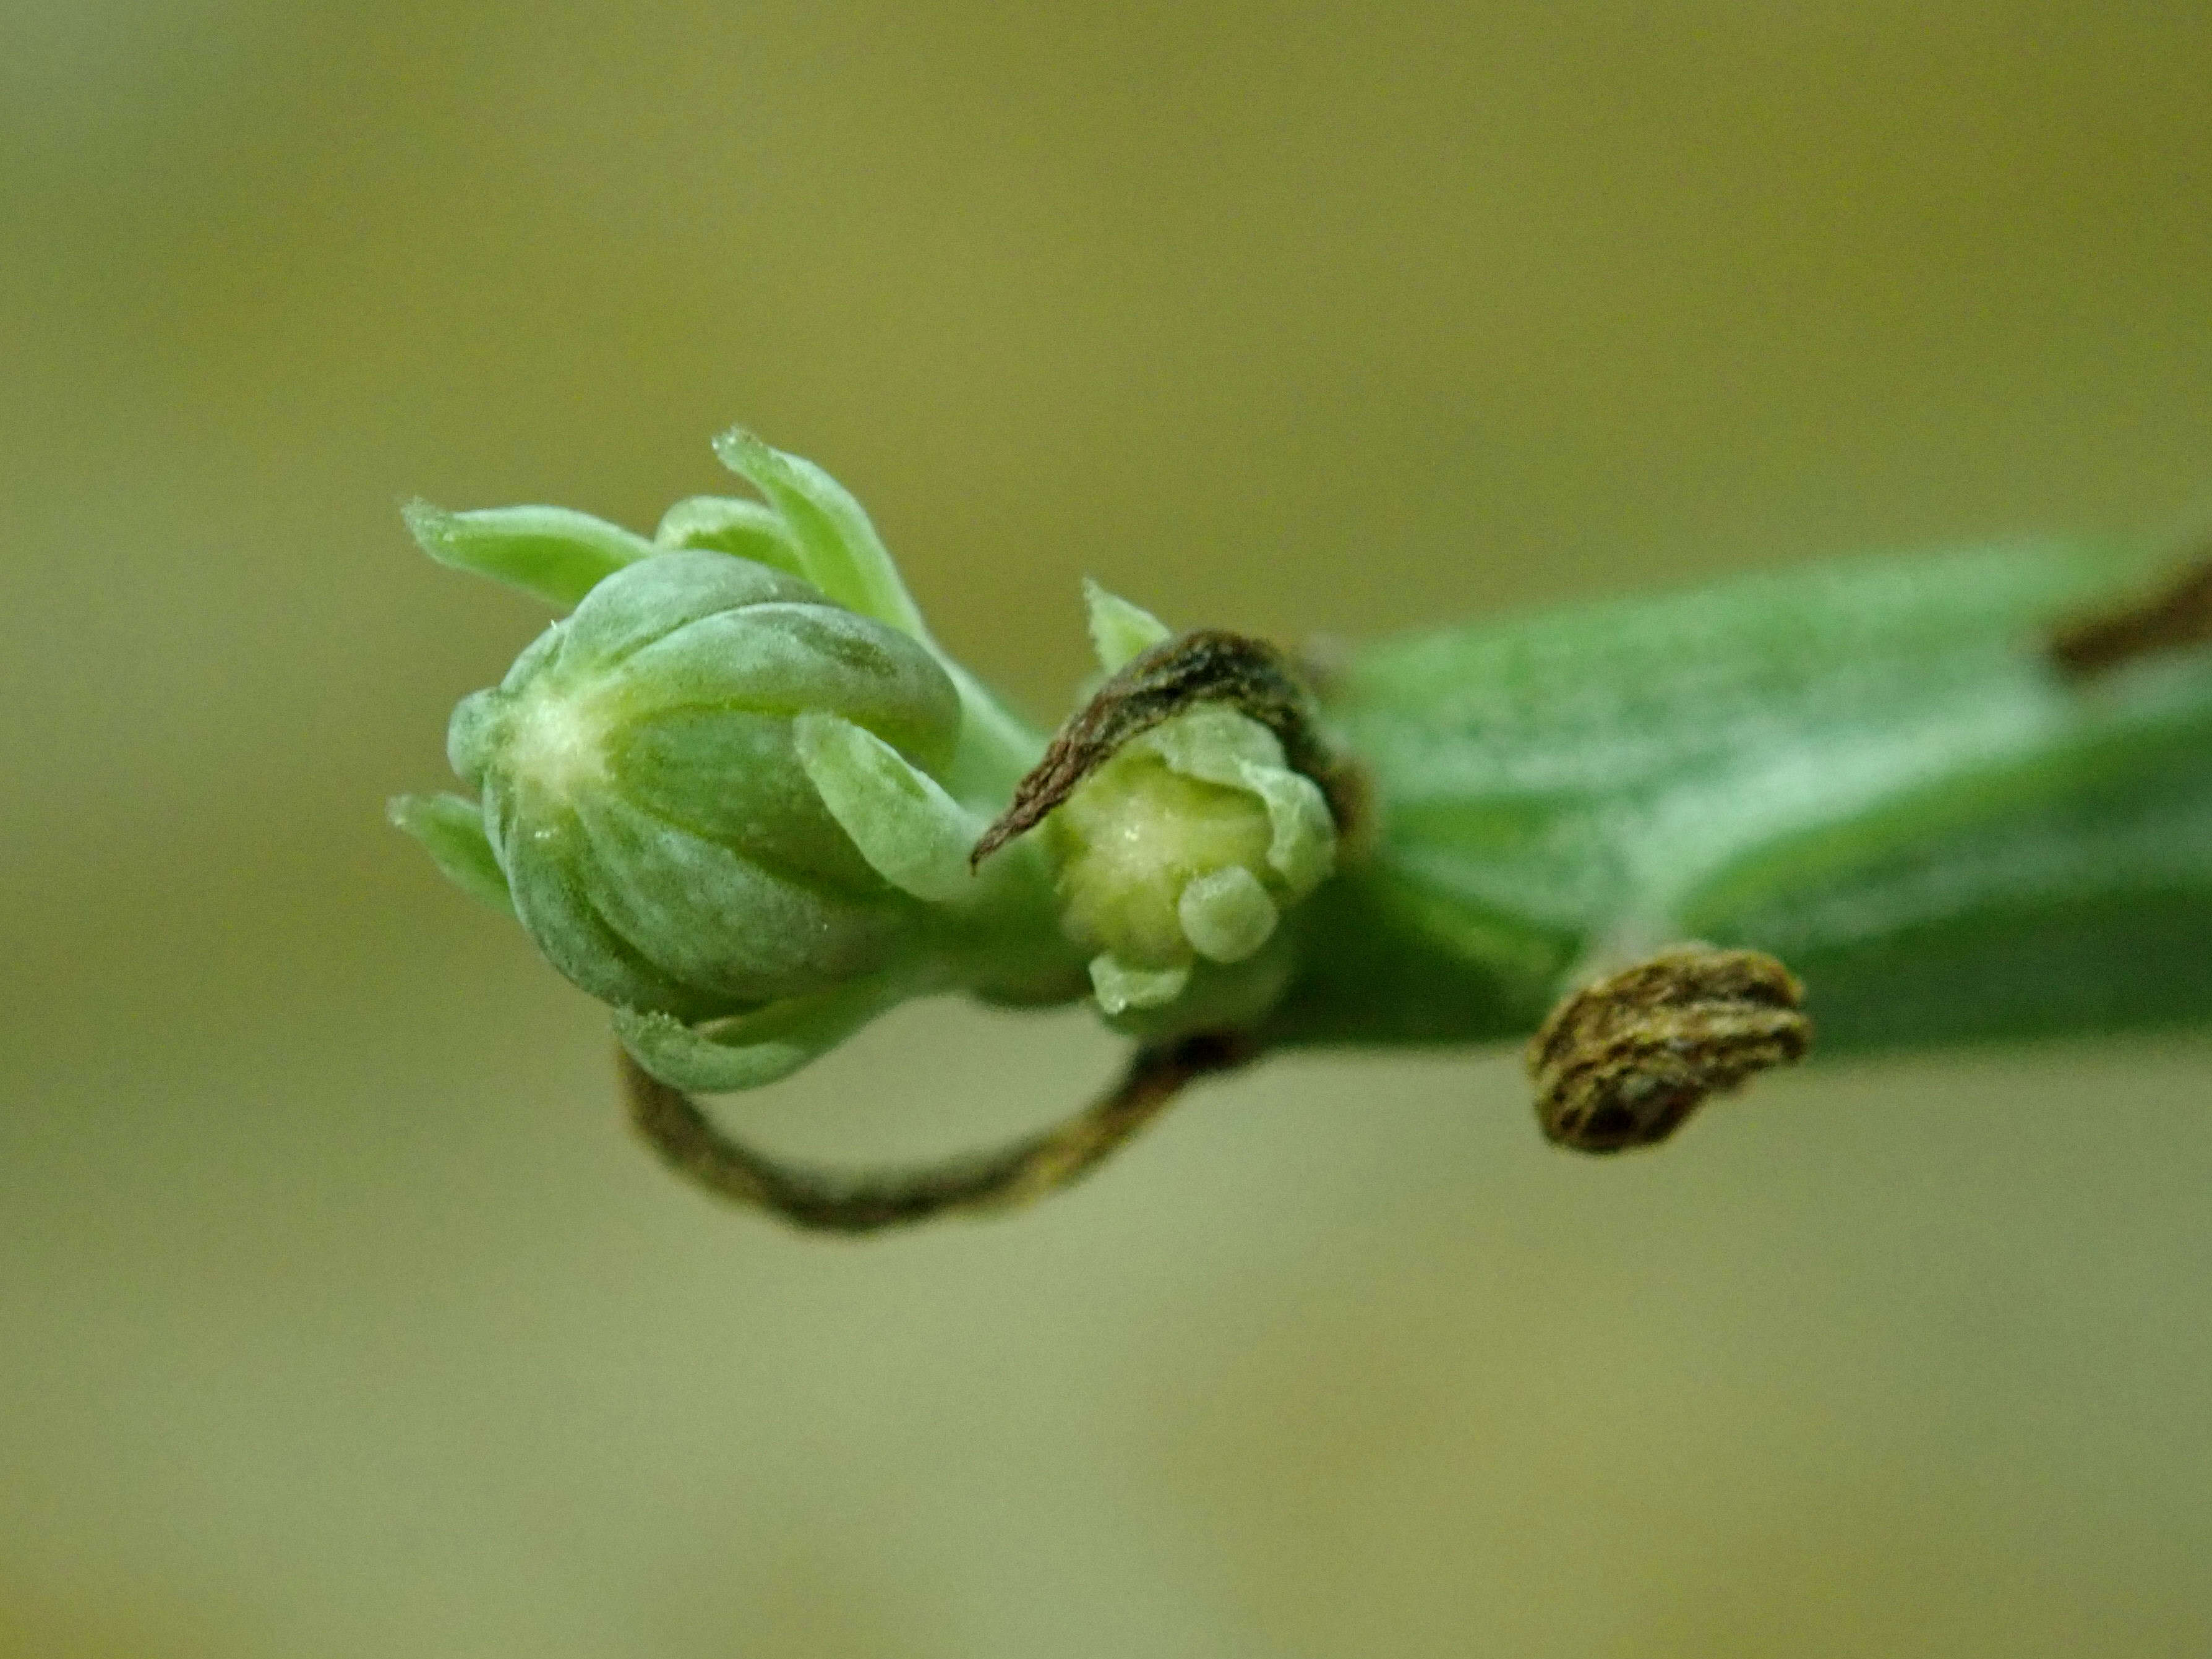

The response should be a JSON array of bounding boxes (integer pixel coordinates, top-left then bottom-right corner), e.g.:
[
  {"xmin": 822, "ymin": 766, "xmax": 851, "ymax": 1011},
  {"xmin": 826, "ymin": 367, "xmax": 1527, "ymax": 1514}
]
[
  {"xmin": 393, "ymin": 435, "xmax": 1102, "ymax": 1095},
  {"xmin": 448, "ymin": 547, "xmax": 964, "ymax": 1023}
]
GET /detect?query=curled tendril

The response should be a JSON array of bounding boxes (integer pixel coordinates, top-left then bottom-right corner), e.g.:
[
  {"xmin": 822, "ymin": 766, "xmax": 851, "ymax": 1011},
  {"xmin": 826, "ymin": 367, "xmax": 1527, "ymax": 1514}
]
[{"xmin": 620, "ymin": 1032, "xmax": 1253, "ymax": 1232}]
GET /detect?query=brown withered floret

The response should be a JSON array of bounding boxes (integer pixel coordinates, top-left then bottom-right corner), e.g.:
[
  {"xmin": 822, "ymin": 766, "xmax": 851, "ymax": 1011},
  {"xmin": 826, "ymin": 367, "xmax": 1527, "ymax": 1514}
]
[{"xmin": 1529, "ymin": 945, "xmax": 1812, "ymax": 1153}]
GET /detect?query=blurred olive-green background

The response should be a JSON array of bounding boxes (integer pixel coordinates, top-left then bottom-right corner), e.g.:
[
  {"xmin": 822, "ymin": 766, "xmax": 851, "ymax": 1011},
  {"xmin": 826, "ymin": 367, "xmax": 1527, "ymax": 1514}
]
[{"xmin": 6, "ymin": 2, "xmax": 2212, "ymax": 1653}]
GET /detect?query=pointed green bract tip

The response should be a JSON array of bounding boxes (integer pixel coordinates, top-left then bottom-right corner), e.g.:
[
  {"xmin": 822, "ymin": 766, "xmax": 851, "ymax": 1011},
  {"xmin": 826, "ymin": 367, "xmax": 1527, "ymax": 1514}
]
[
  {"xmin": 1083, "ymin": 578, "xmax": 1173, "ymax": 672},
  {"xmin": 613, "ymin": 975, "xmax": 909, "ymax": 1093},
  {"xmin": 653, "ymin": 495, "xmax": 806, "ymax": 575},
  {"xmin": 711, "ymin": 428, "xmax": 930, "ymax": 639},
  {"xmin": 388, "ymin": 791, "xmax": 515, "ymax": 916},
  {"xmin": 793, "ymin": 710, "xmax": 980, "ymax": 905},
  {"xmin": 403, "ymin": 500, "xmax": 659, "ymax": 609}
]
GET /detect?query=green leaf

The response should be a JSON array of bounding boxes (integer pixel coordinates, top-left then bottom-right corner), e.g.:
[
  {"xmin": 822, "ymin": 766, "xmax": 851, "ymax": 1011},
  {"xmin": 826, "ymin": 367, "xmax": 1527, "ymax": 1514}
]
[{"xmin": 403, "ymin": 501, "xmax": 658, "ymax": 609}]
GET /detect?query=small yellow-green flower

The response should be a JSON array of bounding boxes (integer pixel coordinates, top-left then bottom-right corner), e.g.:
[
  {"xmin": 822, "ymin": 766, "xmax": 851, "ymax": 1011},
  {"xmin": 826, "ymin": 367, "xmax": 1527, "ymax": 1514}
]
[{"xmin": 1047, "ymin": 586, "xmax": 1335, "ymax": 1020}]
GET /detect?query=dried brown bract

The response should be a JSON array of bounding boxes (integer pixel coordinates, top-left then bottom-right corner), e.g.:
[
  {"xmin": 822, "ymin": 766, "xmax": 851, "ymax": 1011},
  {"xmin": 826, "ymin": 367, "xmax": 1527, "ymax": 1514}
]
[
  {"xmin": 970, "ymin": 628, "xmax": 1352, "ymax": 867},
  {"xmin": 1528, "ymin": 945, "xmax": 1812, "ymax": 1153}
]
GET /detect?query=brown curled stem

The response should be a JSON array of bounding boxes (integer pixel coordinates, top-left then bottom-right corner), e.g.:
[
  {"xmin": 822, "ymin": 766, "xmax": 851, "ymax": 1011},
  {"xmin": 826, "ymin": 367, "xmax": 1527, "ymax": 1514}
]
[
  {"xmin": 2050, "ymin": 551, "xmax": 2212, "ymax": 677},
  {"xmin": 620, "ymin": 1031, "xmax": 1253, "ymax": 1233},
  {"xmin": 970, "ymin": 628, "xmax": 1345, "ymax": 868}
]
